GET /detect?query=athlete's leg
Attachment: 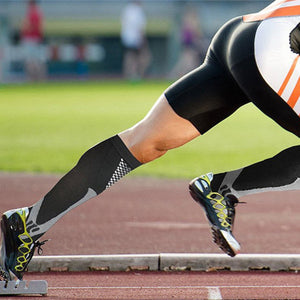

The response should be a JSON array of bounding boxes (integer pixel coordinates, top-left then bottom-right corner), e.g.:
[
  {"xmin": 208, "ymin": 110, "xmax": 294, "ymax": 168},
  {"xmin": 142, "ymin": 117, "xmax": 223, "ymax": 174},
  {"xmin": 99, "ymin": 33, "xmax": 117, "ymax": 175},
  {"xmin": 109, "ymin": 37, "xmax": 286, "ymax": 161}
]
[
  {"xmin": 26, "ymin": 95, "xmax": 199, "ymax": 241},
  {"xmin": 212, "ymin": 17, "xmax": 300, "ymax": 200},
  {"xmin": 188, "ymin": 16, "xmax": 300, "ymax": 256},
  {"xmin": 211, "ymin": 145, "xmax": 300, "ymax": 198},
  {"xmin": 0, "ymin": 92, "xmax": 201, "ymax": 280}
]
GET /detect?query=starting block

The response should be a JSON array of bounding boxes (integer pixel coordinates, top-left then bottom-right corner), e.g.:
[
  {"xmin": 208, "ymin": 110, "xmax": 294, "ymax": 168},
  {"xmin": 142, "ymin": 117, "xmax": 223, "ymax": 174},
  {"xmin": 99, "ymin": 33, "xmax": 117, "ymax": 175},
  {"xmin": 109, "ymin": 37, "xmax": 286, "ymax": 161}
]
[{"xmin": 0, "ymin": 280, "xmax": 48, "ymax": 296}]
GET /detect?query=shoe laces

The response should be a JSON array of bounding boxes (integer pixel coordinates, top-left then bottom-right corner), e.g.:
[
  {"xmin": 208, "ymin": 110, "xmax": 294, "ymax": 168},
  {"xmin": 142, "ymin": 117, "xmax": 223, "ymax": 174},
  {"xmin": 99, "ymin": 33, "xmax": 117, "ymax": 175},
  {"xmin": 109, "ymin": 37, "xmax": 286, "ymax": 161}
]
[
  {"xmin": 34, "ymin": 239, "xmax": 49, "ymax": 255},
  {"xmin": 0, "ymin": 267, "xmax": 10, "ymax": 282},
  {"xmin": 225, "ymin": 195, "xmax": 246, "ymax": 228}
]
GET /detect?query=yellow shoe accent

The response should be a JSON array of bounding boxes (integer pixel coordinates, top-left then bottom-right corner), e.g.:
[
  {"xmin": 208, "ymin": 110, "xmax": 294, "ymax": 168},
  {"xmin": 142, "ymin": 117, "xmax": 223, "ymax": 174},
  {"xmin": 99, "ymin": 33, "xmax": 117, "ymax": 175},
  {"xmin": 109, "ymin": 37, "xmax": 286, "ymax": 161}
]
[{"xmin": 15, "ymin": 210, "xmax": 33, "ymax": 272}]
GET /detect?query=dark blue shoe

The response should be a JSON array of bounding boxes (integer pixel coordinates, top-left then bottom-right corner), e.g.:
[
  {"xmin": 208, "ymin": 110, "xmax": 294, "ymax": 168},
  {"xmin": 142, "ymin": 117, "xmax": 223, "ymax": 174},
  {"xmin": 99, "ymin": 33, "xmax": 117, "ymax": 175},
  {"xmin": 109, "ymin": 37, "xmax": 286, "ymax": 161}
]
[
  {"xmin": 189, "ymin": 173, "xmax": 241, "ymax": 257},
  {"xmin": 0, "ymin": 207, "xmax": 46, "ymax": 281}
]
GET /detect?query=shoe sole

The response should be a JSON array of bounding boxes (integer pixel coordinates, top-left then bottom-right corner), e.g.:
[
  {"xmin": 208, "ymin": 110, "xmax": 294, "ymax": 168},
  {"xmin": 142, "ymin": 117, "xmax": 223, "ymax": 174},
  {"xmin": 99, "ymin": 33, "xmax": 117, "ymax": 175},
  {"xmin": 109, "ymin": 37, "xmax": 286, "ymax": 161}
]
[
  {"xmin": 211, "ymin": 226, "xmax": 240, "ymax": 257},
  {"xmin": 189, "ymin": 181, "xmax": 240, "ymax": 257}
]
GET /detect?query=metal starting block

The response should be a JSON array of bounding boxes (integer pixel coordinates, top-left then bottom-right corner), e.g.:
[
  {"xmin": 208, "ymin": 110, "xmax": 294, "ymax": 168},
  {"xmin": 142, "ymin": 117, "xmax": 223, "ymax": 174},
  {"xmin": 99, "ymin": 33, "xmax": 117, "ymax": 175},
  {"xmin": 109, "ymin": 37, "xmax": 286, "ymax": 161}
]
[{"xmin": 0, "ymin": 280, "xmax": 48, "ymax": 296}]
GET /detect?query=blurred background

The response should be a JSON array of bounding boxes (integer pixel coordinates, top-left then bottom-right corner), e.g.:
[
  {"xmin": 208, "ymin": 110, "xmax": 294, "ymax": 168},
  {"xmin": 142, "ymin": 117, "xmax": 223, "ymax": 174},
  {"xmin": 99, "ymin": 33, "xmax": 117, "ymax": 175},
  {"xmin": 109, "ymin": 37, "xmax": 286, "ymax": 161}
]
[
  {"xmin": 3, "ymin": 0, "xmax": 297, "ymax": 179},
  {"xmin": 0, "ymin": 0, "xmax": 271, "ymax": 83}
]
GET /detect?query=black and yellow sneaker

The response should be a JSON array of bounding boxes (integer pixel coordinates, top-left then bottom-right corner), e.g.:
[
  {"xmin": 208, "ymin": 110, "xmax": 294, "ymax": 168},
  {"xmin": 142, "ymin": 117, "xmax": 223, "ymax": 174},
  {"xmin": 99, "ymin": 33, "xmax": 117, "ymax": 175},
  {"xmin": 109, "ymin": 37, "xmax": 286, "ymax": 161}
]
[
  {"xmin": 189, "ymin": 173, "xmax": 241, "ymax": 257},
  {"xmin": 0, "ymin": 207, "xmax": 46, "ymax": 281}
]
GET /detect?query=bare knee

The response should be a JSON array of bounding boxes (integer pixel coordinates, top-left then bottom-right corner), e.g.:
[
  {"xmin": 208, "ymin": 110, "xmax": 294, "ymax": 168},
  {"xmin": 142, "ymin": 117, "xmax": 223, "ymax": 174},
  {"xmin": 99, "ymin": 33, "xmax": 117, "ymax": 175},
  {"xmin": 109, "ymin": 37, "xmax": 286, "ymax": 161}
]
[
  {"xmin": 119, "ymin": 129, "xmax": 168, "ymax": 164},
  {"xmin": 119, "ymin": 95, "xmax": 200, "ymax": 164}
]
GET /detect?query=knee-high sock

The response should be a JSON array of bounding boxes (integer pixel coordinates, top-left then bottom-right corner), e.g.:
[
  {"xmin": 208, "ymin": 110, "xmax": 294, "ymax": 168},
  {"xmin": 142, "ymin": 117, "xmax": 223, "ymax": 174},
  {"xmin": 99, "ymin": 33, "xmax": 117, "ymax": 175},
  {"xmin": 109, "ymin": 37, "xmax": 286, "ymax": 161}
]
[
  {"xmin": 26, "ymin": 135, "xmax": 141, "ymax": 240},
  {"xmin": 211, "ymin": 145, "xmax": 300, "ymax": 198}
]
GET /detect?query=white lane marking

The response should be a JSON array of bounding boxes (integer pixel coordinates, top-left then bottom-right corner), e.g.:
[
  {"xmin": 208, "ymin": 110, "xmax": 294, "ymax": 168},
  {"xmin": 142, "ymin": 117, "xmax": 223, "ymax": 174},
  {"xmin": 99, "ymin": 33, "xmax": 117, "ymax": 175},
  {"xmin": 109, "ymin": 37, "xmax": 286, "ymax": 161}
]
[
  {"xmin": 207, "ymin": 287, "xmax": 222, "ymax": 300},
  {"xmin": 125, "ymin": 222, "xmax": 208, "ymax": 230},
  {"xmin": 49, "ymin": 285, "xmax": 300, "ymax": 290},
  {"xmin": 50, "ymin": 286, "xmax": 205, "ymax": 290}
]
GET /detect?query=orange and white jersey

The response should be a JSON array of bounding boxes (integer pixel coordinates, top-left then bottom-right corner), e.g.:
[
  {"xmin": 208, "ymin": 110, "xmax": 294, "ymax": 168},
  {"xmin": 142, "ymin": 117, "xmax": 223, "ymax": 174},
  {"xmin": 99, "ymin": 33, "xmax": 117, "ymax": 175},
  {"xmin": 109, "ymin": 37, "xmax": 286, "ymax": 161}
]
[
  {"xmin": 243, "ymin": 0, "xmax": 300, "ymax": 22},
  {"xmin": 244, "ymin": 0, "xmax": 300, "ymax": 116}
]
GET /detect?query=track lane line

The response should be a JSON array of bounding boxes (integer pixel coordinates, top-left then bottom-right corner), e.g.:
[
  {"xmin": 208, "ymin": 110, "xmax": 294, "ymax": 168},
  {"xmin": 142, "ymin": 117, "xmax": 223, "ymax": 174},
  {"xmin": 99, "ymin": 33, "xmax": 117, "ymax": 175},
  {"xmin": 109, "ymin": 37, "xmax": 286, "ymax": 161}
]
[
  {"xmin": 207, "ymin": 287, "xmax": 222, "ymax": 300},
  {"xmin": 48, "ymin": 285, "xmax": 300, "ymax": 290}
]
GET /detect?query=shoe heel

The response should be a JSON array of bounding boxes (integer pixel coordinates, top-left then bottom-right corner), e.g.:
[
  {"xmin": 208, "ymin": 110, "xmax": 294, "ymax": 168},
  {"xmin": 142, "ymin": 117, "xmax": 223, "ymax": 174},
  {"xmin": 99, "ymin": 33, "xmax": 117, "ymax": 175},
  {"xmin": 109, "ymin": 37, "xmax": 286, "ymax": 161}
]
[{"xmin": 189, "ymin": 180, "xmax": 205, "ymax": 207}]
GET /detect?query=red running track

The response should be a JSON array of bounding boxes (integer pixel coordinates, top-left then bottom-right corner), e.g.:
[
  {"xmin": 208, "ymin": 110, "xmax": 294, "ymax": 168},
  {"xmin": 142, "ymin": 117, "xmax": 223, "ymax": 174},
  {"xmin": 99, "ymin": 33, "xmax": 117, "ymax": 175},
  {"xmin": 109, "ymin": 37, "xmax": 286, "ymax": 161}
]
[
  {"xmin": 6, "ymin": 271, "xmax": 300, "ymax": 299},
  {"xmin": 1, "ymin": 173, "xmax": 300, "ymax": 299}
]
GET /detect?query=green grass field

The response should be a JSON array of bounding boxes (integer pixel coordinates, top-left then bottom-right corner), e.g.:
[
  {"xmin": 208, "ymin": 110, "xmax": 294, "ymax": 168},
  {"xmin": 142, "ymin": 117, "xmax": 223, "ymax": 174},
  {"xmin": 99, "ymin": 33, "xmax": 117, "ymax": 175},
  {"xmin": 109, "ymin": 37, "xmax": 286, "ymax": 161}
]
[{"xmin": 0, "ymin": 81, "xmax": 298, "ymax": 178}]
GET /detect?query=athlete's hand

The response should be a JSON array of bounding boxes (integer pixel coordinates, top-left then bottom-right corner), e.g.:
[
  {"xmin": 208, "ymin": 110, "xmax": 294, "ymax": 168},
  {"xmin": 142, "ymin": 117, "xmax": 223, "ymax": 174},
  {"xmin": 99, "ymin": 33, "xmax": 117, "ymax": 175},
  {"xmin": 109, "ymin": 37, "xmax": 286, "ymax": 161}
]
[{"xmin": 289, "ymin": 23, "xmax": 300, "ymax": 54}]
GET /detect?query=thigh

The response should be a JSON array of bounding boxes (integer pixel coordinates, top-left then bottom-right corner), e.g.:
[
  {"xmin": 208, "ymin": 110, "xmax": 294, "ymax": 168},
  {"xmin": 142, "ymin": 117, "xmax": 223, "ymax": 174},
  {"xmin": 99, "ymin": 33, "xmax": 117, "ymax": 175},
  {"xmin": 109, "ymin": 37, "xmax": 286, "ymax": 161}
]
[{"xmin": 165, "ymin": 53, "xmax": 249, "ymax": 134}]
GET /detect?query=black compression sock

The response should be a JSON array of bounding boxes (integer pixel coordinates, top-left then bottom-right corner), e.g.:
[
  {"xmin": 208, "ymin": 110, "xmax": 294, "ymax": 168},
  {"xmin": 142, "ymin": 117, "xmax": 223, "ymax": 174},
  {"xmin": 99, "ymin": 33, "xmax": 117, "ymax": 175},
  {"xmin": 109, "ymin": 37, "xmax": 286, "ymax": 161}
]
[
  {"xmin": 211, "ymin": 146, "xmax": 300, "ymax": 197},
  {"xmin": 26, "ymin": 135, "xmax": 141, "ymax": 239}
]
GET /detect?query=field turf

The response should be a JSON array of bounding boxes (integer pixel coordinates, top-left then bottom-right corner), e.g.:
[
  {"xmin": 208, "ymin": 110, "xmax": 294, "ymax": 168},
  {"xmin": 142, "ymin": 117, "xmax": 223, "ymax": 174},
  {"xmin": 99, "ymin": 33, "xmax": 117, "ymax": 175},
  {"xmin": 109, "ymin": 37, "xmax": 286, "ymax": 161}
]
[{"xmin": 0, "ymin": 81, "xmax": 298, "ymax": 178}]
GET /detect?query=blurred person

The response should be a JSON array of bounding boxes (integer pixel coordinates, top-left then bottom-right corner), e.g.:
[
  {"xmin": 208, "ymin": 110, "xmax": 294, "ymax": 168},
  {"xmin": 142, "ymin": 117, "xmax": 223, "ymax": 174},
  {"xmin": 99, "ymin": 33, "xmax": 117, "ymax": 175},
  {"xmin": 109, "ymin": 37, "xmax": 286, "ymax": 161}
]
[
  {"xmin": 72, "ymin": 36, "xmax": 89, "ymax": 77},
  {"xmin": 120, "ymin": 0, "xmax": 151, "ymax": 80},
  {"xmin": 1, "ymin": 0, "xmax": 300, "ymax": 282},
  {"xmin": 21, "ymin": 0, "xmax": 46, "ymax": 81},
  {"xmin": 170, "ymin": 8, "xmax": 204, "ymax": 78},
  {"xmin": 1, "ymin": 31, "xmax": 23, "ymax": 81}
]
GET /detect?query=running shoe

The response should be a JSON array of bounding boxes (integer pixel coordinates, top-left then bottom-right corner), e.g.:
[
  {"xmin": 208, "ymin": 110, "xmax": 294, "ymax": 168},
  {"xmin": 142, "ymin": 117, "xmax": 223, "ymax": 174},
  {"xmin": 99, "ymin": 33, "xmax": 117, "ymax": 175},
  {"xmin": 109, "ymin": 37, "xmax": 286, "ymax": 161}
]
[
  {"xmin": 189, "ymin": 173, "xmax": 241, "ymax": 257},
  {"xmin": 0, "ymin": 207, "xmax": 46, "ymax": 281}
]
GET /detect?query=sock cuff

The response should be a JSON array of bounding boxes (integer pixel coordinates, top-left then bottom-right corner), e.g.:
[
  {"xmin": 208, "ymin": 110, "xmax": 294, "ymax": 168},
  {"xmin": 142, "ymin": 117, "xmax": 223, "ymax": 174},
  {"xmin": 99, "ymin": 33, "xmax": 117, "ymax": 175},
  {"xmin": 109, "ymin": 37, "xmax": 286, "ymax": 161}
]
[{"xmin": 111, "ymin": 135, "xmax": 142, "ymax": 169}]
